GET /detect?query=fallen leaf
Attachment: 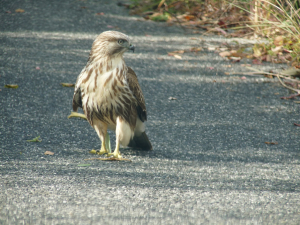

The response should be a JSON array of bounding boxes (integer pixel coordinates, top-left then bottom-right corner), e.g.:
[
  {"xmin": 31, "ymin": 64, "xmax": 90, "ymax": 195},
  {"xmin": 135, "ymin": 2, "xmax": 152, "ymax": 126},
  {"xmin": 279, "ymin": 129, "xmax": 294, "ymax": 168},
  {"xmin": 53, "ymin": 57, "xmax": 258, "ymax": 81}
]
[
  {"xmin": 219, "ymin": 51, "xmax": 231, "ymax": 57},
  {"xmin": 280, "ymin": 94, "xmax": 300, "ymax": 99},
  {"xmin": 230, "ymin": 50, "xmax": 245, "ymax": 58},
  {"xmin": 214, "ymin": 27, "xmax": 227, "ymax": 35},
  {"xmin": 253, "ymin": 46, "xmax": 262, "ymax": 58},
  {"xmin": 173, "ymin": 54, "xmax": 182, "ymax": 59},
  {"xmin": 5, "ymin": 84, "xmax": 18, "ymax": 89},
  {"xmin": 15, "ymin": 9, "xmax": 25, "ymax": 13},
  {"xmin": 61, "ymin": 83, "xmax": 75, "ymax": 87},
  {"xmin": 271, "ymin": 46, "xmax": 282, "ymax": 54},
  {"xmin": 241, "ymin": 76, "xmax": 247, "ymax": 80},
  {"xmin": 44, "ymin": 151, "xmax": 54, "ymax": 155},
  {"xmin": 6, "ymin": 11, "xmax": 11, "ymax": 14},
  {"xmin": 107, "ymin": 25, "xmax": 114, "ymax": 28},
  {"xmin": 274, "ymin": 36, "xmax": 284, "ymax": 46},
  {"xmin": 264, "ymin": 74, "xmax": 274, "ymax": 78},
  {"xmin": 27, "ymin": 136, "xmax": 42, "ymax": 142},
  {"xmin": 295, "ymin": 65, "xmax": 300, "ymax": 69},
  {"xmin": 230, "ymin": 57, "xmax": 241, "ymax": 62},
  {"xmin": 168, "ymin": 97, "xmax": 177, "ymax": 100},
  {"xmin": 280, "ymin": 68, "xmax": 300, "ymax": 77},
  {"xmin": 184, "ymin": 15, "xmax": 195, "ymax": 21},
  {"xmin": 252, "ymin": 59, "xmax": 262, "ymax": 65},
  {"xmin": 168, "ymin": 50, "xmax": 184, "ymax": 55},
  {"xmin": 265, "ymin": 141, "xmax": 278, "ymax": 145},
  {"xmin": 80, "ymin": 6, "xmax": 87, "ymax": 9},
  {"xmin": 294, "ymin": 123, "xmax": 300, "ymax": 127},
  {"xmin": 217, "ymin": 20, "xmax": 227, "ymax": 28},
  {"xmin": 77, "ymin": 164, "xmax": 91, "ymax": 167},
  {"xmin": 282, "ymin": 49, "xmax": 292, "ymax": 53},
  {"xmin": 190, "ymin": 47, "xmax": 202, "ymax": 52},
  {"xmin": 96, "ymin": 12, "xmax": 104, "ymax": 15}
]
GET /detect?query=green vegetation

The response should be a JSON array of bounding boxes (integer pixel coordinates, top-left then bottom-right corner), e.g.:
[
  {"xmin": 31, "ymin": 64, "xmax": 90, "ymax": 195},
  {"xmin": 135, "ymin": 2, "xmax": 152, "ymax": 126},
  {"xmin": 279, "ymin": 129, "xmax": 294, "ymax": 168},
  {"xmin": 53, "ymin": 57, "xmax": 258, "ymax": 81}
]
[{"xmin": 129, "ymin": 0, "xmax": 300, "ymax": 64}]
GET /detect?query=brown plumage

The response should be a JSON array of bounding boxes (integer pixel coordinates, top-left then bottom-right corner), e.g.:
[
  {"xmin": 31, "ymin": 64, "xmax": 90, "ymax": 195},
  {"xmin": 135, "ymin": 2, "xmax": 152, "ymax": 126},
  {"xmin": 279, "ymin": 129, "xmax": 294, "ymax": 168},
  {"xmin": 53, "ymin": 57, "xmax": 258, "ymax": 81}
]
[{"xmin": 72, "ymin": 31, "xmax": 152, "ymax": 159}]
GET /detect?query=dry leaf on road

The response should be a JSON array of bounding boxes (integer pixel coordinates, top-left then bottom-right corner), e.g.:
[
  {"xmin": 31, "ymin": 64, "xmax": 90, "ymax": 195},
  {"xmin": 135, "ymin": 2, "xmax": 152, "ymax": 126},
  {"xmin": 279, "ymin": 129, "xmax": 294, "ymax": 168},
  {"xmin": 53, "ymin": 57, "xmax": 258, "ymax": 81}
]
[
  {"xmin": 15, "ymin": 9, "xmax": 25, "ymax": 13},
  {"xmin": 61, "ymin": 83, "xmax": 75, "ymax": 87},
  {"xmin": 219, "ymin": 51, "xmax": 231, "ymax": 57},
  {"xmin": 265, "ymin": 141, "xmax": 278, "ymax": 145},
  {"xmin": 44, "ymin": 151, "xmax": 54, "ymax": 155},
  {"xmin": 5, "ymin": 84, "xmax": 19, "ymax": 89},
  {"xmin": 168, "ymin": 50, "xmax": 184, "ymax": 55},
  {"xmin": 173, "ymin": 54, "xmax": 182, "ymax": 59}
]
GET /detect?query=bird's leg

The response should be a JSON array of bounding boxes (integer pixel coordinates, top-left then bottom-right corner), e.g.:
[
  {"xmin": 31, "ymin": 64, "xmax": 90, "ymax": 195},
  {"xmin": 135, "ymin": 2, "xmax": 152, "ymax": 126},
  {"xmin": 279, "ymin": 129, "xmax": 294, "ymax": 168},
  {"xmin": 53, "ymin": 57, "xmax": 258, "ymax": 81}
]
[
  {"xmin": 106, "ymin": 117, "xmax": 132, "ymax": 160},
  {"xmin": 93, "ymin": 139, "xmax": 108, "ymax": 155},
  {"xmin": 90, "ymin": 123, "xmax": 109, "ymax": 155},
  {"xmin": 89, "ymin": 118, "xmax": 131, "ymax": 161},
  {"xmin": 107, "ymin": 140, "xmax": 122, "ymax": 158}
]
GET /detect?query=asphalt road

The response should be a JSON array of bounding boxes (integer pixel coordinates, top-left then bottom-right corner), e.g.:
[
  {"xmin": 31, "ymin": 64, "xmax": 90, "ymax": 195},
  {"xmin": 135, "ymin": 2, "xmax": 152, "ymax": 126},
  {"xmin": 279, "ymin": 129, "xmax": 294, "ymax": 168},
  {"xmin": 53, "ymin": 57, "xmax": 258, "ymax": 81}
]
[{"xmin": 1, "ymin": 0, "xmax": 300, "ymax": 224}]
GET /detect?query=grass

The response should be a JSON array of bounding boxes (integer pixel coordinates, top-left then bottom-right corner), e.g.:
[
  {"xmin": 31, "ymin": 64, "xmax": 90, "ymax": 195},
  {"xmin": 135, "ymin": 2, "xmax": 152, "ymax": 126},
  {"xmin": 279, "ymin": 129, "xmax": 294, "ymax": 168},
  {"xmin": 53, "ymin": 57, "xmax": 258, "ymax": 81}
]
[
  {"xmin": 129, "ymin": 0, "xmax": 300, "ymax": 64},
  {"xmin": 129, "ymin": 0, "xmax": 300, "ymax": 95},
  {"xmin": 238, "ymin": 0, "xmax": 300, "ymax": 65}
]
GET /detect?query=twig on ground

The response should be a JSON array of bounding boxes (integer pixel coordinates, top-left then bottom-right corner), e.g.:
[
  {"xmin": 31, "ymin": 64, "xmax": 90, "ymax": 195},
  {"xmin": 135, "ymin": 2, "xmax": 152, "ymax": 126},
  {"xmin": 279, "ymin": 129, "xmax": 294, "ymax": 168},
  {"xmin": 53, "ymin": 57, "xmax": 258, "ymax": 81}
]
[
  {"xmin": 276, "ymin": 75, "xmax": 300, "ymax": 94},
  {"xmin": 163, "ymin": 9, "xmax": 187, "ymax": 32},
  {"xmin": 227, "ymin": 66, "xmax": 300, "ymax": 94},
  {"xmin": 280, "ymin": 94, "xmax": 300, "ymax": 99}
]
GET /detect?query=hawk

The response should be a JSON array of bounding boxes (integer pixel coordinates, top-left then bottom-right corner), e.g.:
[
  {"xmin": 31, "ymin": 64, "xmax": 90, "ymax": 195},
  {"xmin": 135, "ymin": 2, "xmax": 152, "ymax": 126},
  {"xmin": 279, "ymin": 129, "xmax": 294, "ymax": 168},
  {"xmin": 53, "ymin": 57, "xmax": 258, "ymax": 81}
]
[{"xmin": 72, "ymin": 31, "xmax": 152, "ymax": 160}]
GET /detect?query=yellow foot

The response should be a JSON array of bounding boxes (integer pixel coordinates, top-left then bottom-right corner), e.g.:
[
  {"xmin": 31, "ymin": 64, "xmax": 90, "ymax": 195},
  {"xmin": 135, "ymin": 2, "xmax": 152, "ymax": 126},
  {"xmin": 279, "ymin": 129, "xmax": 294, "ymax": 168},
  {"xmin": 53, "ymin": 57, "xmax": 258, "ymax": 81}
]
[
  {"xmin": 98, "ymin": 157, "xmax": 131, "ymax": 161},
  {"xmin": 89, "ymin": 149, "xmax": 109, "ymax": 155},
  {"xmin": 85, "ymin": 151, "xmax": 130, "ymax": 161},
  {"xmin": 84, "ymin": 157, "xmax": 131, "ymax": 161},
  {"xmin": 97, "ymin": 152, "xmax": 129, "ymax": 161},
  {"xmin": 107, "ymin": 152, "xmax": 122, "ymax": 158},
  {"xmin": 67, "ymin": 112, "xmax": 87, "ymax": 120}
]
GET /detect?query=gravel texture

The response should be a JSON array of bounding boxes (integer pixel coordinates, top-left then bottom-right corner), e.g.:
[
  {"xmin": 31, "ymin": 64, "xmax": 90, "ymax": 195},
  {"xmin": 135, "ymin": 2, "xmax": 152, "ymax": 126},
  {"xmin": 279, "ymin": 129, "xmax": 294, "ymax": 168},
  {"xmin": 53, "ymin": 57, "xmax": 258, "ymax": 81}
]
[{"xmin": 1, "ymin": 0, "xmax": 300, "ymax": 224}]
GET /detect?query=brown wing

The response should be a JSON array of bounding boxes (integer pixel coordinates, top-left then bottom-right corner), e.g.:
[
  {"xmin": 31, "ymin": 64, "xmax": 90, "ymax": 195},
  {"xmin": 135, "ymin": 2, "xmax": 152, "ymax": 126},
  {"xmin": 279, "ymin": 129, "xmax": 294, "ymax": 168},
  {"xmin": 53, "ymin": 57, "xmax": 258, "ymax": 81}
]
[
  {"xmin": 126, "ymin": 67, "xmax": 147, "ymax": 122},
  {"xmin": 72, "ymin": 87, "xmax": 82, "ymax": 112}
]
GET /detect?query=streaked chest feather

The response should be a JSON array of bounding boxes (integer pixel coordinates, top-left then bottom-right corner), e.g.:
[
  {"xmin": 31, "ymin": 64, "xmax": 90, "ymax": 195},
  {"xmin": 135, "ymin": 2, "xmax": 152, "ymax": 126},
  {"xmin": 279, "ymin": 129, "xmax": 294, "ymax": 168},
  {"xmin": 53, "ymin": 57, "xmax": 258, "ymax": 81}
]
[{"xmin": 79, "ymin": 58, "xmax": 136, "ymax": 125}]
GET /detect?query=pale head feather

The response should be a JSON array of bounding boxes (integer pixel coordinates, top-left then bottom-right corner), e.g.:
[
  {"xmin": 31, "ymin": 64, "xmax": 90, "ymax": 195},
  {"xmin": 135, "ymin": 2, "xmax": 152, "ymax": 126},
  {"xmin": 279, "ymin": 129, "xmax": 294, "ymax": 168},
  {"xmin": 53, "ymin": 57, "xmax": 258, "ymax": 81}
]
[{"xmin": 90, "ymin": 31, "xmax": 131, "ymax": 61}]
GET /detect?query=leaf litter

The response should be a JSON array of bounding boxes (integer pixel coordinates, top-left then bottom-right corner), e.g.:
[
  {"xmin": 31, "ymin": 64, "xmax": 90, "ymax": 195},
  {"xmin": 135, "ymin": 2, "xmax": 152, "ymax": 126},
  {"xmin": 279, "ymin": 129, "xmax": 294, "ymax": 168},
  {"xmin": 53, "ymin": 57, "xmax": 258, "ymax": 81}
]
[
  {"xmin": 5, "ymin": 84, "xmax": 18, "ymax": 89},
  {"xmin": 44, "ymin": 151, "xmax": 54, "ymax": 155},
  {"xmin": 27, "ymin": 136, "xmax": 42, "ymax": 142}
]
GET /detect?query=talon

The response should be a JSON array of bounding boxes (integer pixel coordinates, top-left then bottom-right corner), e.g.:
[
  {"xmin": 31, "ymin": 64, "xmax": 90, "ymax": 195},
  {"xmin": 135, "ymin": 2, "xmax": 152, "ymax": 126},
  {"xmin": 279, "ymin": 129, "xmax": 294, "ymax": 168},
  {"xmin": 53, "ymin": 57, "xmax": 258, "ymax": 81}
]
[{"xmin": 90, "ymin": 149, "xmax": 109, "ymax": 155}]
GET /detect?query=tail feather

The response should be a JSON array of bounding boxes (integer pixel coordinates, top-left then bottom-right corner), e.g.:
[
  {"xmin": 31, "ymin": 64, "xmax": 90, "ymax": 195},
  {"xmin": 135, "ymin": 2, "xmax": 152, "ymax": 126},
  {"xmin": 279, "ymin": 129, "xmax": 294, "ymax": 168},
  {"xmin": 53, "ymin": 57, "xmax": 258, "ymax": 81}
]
[{"xmin": 128, "ymin": 132, "xmax": 152, "ymax": 150}]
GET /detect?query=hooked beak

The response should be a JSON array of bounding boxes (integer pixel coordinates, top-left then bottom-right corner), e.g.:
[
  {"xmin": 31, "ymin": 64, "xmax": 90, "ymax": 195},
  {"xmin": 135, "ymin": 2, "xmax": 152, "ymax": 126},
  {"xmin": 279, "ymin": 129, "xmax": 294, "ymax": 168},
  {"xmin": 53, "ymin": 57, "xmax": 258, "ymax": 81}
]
[{"xmin": 129, "ymin": 44, "xmax": 135, "ymax": 53}]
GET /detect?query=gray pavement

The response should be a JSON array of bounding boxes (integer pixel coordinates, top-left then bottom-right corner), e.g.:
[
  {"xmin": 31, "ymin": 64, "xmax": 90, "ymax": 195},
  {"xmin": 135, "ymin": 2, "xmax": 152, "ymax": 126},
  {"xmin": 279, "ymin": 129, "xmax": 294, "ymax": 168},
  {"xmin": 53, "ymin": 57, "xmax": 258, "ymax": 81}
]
[{"xmin": 1, "ymin": 0, "xmax": 300, "ymax": 224}]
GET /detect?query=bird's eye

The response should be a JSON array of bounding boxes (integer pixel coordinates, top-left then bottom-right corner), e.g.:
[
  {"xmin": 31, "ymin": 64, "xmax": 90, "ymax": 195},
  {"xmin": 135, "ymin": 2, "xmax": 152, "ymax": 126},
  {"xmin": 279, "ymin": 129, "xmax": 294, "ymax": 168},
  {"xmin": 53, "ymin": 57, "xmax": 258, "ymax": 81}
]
[{"xmin": 118, "ymin": 39, "xmax": 124, "ymax": 44}]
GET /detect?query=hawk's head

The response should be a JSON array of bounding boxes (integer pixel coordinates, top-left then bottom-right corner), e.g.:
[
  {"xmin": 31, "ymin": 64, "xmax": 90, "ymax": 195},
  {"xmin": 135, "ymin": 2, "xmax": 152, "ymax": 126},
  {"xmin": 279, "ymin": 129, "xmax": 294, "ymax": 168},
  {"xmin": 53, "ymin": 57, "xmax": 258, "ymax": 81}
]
[{"xmin": 92, "ymin": 31, "xmax": 135, "ymax": 58}]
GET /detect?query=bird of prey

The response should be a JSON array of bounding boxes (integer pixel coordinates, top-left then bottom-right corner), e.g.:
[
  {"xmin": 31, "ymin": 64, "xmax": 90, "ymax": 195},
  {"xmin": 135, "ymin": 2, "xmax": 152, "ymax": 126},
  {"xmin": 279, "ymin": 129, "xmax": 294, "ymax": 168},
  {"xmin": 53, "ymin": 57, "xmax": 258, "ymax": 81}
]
[{"xmin": 72, "ymin": 31, "xmax": 152, "ymax": 160}]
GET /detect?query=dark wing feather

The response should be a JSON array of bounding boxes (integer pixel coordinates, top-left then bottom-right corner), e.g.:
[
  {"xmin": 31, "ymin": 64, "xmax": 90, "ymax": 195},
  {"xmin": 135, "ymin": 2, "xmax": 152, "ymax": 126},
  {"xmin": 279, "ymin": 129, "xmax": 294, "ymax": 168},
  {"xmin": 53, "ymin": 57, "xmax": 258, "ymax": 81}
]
[
  {"xmin": 126, "ymin": 67, "xmax": 147, "ymax": 122},
  {"xmin": 72, "ymin": 87, "xmax": 82, "ymax": 112},
  {"xmin": 128, "ymin": 131, "xmax": 152, "ymax": 150}
]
